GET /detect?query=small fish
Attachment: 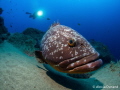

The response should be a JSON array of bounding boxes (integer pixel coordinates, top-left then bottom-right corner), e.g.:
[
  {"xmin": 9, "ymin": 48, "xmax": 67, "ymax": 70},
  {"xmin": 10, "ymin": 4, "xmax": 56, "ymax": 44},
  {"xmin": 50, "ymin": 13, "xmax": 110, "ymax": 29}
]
[
  {"xmin": 78, "ymin": 23, "xmax": 81, "ymax": 26},
  {"xmin": 46, "ymin": 18, "xmax": 50, "ymax": 20},
  {"xmin": 28, "ymin": 12, "xmax": 37, "ymax": 19},
  {"xmin": 35, "ymin": 22, "xmax": 103, "ymax": 74},
  {"xmin": 10, "ymin": 25, "xmax": 12, "ymax": 27},
  {"xmin": 25, "ymin": 12, "xmax": 31, "ymax": 14}
]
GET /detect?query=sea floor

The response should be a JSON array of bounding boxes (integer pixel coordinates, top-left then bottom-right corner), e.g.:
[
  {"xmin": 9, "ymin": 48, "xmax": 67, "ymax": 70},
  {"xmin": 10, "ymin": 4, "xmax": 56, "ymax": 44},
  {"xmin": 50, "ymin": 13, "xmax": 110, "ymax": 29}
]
[{"xmin": 0, "ymin": 41, "xmax": 119, "ymax": 90}]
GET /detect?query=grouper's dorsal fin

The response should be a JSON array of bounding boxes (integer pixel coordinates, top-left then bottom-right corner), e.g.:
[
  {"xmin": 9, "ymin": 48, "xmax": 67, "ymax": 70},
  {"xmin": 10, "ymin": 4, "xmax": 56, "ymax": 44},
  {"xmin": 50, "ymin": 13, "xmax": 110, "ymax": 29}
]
[
  {"xmin": 35, "ymin": 51, "xmax": 48, "ymax": 64},
  {"xmin": 50, "ymin": 21, "xmax": 60, "ymax": 28}
]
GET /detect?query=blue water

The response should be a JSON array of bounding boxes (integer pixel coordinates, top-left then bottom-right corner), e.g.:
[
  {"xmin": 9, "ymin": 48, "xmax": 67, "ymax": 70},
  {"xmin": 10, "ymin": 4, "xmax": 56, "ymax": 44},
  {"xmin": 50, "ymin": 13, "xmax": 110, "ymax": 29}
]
[{"xmin": 0, "ymin": 0, "xmax": 120, "ymax": 59}]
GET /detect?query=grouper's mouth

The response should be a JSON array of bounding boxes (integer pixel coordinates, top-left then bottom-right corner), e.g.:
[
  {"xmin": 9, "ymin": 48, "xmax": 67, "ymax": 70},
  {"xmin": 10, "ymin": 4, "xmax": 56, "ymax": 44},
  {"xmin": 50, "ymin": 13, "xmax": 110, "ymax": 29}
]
[{"xmin": 58, "ymin": 53, "xmax": 103, "ymax": 73}]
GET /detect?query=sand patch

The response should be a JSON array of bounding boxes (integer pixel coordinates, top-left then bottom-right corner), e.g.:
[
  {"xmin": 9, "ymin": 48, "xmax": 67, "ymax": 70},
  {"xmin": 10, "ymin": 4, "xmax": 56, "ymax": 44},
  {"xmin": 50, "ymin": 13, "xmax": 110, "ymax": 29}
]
[
  {"xmin": 0, "ymin": 42, "xmax": 67, "ymax": 90},
  {"xmin": 0, "ymin": 41, "xmax": 119, "ymax": 90}
]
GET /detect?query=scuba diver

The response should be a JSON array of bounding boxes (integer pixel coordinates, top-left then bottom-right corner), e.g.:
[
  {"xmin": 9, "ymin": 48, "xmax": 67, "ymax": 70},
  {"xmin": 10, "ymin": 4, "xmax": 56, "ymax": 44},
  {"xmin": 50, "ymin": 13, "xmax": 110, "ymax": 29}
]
[
  {"xmin": 25, "ymin": 11, "xmax": 50, "ymax": 20},
  {"xmin": 25, "ymin": 11, "xmax": 38, "ymax": 19}
]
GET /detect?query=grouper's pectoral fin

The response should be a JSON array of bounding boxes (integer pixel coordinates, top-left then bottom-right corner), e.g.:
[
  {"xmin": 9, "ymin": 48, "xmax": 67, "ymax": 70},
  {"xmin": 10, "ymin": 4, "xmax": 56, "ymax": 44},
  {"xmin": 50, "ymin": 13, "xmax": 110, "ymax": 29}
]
[{"xmin": 35, "ymin": 51, "xmax": 48, "ymax": 64}]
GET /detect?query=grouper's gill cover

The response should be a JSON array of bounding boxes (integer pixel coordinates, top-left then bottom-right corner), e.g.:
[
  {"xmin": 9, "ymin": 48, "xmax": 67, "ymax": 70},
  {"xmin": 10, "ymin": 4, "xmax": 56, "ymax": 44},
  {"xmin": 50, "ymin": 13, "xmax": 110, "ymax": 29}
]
[{"xmin": 39, "ymin": 23, "xmax": 103, "ymax": 74}]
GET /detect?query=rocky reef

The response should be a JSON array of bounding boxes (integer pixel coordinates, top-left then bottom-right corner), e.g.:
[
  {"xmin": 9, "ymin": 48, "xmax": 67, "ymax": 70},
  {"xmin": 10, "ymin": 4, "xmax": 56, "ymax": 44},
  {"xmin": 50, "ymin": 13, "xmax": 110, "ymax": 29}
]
[
  {"xmin": 8, "ymin": 28, "xmax": 45, "ymax": 56},
  {"xmin": 89, "ymin": 39, "xmax": 114, "ymax": 64},
  {"xmin": 0, "ymin": 8, "xmax": 3, "ymax": 14},
  {"xmin": 0, "ymin": 10, "xmax": 10, "ymax": 43},
  {"xmin": 8, "ymin": 33, "xmax": 36, "ymax": 56},
  {"xmin": 22, "ymin": 28, "xmax": 45, "ymax": 40}
]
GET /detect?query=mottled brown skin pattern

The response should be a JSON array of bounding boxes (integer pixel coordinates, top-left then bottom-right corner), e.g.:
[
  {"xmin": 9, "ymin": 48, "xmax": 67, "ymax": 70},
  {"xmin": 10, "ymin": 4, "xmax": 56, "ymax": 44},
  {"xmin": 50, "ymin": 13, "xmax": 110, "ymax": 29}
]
[{"xmin": 40, "ymin": 23, "xmax": 103, "ymax": 74}]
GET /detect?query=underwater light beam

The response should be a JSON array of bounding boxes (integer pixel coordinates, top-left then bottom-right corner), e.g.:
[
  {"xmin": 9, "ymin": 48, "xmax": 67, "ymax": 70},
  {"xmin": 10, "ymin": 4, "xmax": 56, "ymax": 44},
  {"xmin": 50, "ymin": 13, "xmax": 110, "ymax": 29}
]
[{"xmin": 37, "ymin": 10, "xmax": 43, "ymax": 16}]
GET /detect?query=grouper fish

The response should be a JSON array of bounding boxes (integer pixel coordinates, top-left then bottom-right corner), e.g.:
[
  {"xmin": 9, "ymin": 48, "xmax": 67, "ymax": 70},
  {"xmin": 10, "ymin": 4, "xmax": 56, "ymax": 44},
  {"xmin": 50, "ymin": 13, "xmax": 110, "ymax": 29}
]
[{"xmin": 35, "ymin": 22, "xmax": 103, "ymax": 74}]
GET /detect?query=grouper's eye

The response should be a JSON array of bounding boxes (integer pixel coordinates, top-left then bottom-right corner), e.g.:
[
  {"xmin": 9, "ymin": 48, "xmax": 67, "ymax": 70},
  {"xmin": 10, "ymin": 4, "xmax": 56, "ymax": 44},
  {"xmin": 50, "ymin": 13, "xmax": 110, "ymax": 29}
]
[{"xmin": 68, "ymin": 39, "xmax": 76, "ymax": 47}]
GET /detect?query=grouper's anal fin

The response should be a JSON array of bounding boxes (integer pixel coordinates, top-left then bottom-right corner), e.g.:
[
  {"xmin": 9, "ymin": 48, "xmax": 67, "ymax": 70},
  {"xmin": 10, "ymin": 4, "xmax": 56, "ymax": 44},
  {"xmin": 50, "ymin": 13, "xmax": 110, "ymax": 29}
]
[{"xmin": 35, "ymin": 51, "xmax": 48, "ymax": 64}]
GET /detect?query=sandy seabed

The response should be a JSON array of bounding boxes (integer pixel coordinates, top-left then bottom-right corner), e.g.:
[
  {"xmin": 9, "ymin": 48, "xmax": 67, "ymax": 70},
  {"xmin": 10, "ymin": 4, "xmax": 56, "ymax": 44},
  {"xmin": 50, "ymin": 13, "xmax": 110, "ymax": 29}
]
[{"xmin": 0, "ymin": 41, "xmax": 119, "ymax": 90}]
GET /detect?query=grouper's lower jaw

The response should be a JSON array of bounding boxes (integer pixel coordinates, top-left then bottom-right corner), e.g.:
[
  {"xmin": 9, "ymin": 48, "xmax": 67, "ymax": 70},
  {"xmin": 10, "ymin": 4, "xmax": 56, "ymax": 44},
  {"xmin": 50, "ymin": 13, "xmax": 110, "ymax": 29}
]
[
  {"xmin": 68, "ymin": 59, "xmax": 103, "ymax": 74},
  {"xmin": 63, "ymin": 53, "xmax": 103, "ymax": 74},
  {"xmin": 46, "ymin": 53, "xmax": 103, "ymax": 74}
]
